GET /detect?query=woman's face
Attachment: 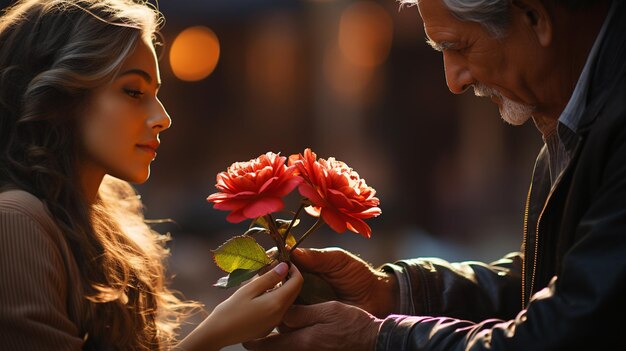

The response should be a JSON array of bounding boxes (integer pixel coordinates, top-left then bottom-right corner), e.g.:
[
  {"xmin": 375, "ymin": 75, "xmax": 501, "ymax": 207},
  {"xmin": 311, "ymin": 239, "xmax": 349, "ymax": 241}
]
[{"xmin": 80, "ymin": 37, "xmax": 171, "ymax": 186}]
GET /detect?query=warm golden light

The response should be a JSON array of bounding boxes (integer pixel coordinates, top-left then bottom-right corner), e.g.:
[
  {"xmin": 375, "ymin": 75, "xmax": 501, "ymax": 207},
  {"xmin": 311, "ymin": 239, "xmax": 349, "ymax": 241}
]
[
  {"xmin": 338, "ymin": 1, "xmax": 393, "ymax": 68},
  {"xmin": 169, "ymin": 26, "xmax": 220, "ymax": 81},
  {"xmin": 324, "ymin": 44, "xmax": 384, "ymax": 106},
  {"xmin": 245, "ymin": 14, "xmax": 298, "ymax": 106}
]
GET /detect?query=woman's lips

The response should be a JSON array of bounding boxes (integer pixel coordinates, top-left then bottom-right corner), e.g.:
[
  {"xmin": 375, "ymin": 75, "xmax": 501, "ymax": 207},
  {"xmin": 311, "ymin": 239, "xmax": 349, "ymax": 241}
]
[{"xmin": 137, "ymin": 144, "xmax": 157, "ymax": 157}]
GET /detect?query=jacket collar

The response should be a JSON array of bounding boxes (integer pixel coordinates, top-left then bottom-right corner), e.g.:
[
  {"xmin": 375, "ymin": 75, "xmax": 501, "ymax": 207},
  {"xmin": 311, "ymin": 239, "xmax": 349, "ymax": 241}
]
[{"xmin": 578, "ymin": 0, "xmax": 626, "ymax": 132}]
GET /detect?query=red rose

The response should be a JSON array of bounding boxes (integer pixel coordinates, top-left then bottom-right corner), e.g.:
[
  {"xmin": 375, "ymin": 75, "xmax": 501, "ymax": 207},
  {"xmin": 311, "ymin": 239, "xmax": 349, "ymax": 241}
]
[
  {"xmin": 288, "ymin": 148, "xmax": 381, "ymax": 238},
  {"xmin": 207, "ymin": 152, "xmax": 302, "ymax": 223}
]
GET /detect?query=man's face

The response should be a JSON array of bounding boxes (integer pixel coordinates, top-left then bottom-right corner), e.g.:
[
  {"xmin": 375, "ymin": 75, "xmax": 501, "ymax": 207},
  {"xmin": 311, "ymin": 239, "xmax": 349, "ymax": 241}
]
[{"xmin": 417, "ymin": 0, "xmax": 539, "ymax": 125}]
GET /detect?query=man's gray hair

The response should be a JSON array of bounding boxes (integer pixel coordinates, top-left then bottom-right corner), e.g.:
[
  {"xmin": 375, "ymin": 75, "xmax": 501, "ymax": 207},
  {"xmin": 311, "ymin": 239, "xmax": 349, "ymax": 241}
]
[
  {"xmin": 399, "ymin": 0, "xmax": 510, "ymax": 37},
  {"xmin": 400, "ymin": 0, "xmax": 609, "ymax": 38}
]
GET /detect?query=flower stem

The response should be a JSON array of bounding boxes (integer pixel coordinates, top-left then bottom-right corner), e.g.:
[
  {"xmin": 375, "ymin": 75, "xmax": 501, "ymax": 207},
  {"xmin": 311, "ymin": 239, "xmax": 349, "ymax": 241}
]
[
  {"xmin": 265, "ymin": 214, "xmax": 289, "ymax": 263},
  {"xmin": 289, "ymin": 218, "xmax": 324, "ymax": 254},
  {"xmin": 284, "ymin": 202, "xmax": 305, "ymax": 241}
]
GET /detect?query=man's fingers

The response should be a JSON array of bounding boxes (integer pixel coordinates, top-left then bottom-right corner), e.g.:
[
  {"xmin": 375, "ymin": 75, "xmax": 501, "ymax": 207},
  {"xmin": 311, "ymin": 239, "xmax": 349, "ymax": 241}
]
[
  {"xmin": 242, "ymin": 332, "xmax": 280, "ymax": 350},
  {"xmin": 280, "ymin": 303, "xmax": 330, "ymax": 329},
  {"xmin": 290, "ymin": 247, "xmax": 351, "ymax": 274},
  {"xmin": 243, "ymin": 329, "xmax": 305, "ymax": 350}
]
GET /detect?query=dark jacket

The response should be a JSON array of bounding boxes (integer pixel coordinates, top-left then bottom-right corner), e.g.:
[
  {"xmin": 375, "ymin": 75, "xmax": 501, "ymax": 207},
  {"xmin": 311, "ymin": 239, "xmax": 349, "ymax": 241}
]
[{"xmin": 376, "ymin": 2, "xmax": 626, "ymax": 350}]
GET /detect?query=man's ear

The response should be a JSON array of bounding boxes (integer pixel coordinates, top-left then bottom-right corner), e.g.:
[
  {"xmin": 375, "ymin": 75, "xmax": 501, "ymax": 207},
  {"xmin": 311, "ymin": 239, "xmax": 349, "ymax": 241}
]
[{"xmin": 512, "ymin": 0, "xmax": 552, "ymax": 47}]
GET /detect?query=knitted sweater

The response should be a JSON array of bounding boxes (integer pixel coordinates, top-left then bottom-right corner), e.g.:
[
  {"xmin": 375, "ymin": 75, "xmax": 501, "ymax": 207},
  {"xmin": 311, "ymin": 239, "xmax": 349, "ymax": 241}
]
[{"xmin": 0, "ymin": 190, "xmax": 86, "ymax": 350}]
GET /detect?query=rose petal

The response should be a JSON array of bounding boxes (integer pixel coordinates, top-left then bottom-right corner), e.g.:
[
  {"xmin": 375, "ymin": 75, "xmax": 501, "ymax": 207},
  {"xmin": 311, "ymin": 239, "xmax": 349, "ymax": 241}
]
[
  {"xmin": 352, "ymin": 206, "xmax": 382, "ymax": 219},
  {"xmin": 297, "ymin": 183, "xmax": 325, "ymax": 206},
  {"xmin": 242, "ymin": 197, "xmax": 285, "ymax": 219},
  {"xmin": 206, "ymin": 192, "xmax": 229, "ymax": 202},
  {"xmin": 326, "ymin": 189, "xmax": 353, "ymax": 210},
  {"xmin": 232, "ymin": 174, "xmax": 258, "ymax": 192},
  {"xmin": 304, "ymin": 206, "xmax": 321, "ymax": 217},
  {"xmin": 258, "ymin": 176, "xmax": 280, "ymax": 194},
  {"xmin": 320, "ymin": 208, "xmax": 348, "ymax": 234},
  {"xmin": 272, "ymin": 177, "xmax": 302, "ymax": 197},
  {"xmin": 212, "ymin": 198, "xmax": 252, "ymax": 211},
  {"xmin": 345, "ymin": 217, "xmax": 372, "ymax": 238},
  {"xmin": 256, "ymin": 166, "xmax": 275, "ymax": 186},
  {"xmin": 226, "ymin": 209, "xmax": 249, "ymax": 223},
  {"xmin": 208, "ymin": 190, "xmax": 257, "ymax": 204}
]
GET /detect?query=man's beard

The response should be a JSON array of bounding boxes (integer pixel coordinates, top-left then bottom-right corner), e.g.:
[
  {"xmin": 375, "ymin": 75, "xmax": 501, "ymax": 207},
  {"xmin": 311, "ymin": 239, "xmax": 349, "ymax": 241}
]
[{"xmin": 473, "ymin": 83, "xmax": 534, "ymax": 126}]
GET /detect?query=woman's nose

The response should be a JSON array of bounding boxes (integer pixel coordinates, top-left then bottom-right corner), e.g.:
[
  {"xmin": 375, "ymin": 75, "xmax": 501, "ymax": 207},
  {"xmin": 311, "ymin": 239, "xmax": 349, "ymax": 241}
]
[{"xmin": 149, "ymin": 98, "xmax": 172, "ymax": 132}]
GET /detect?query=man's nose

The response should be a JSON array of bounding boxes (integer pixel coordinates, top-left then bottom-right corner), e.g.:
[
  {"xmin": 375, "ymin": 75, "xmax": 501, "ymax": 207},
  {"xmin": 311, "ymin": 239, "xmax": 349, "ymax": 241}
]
[{"xmin": 443, "ymin": 51, "xmax": 473, "ymax": 94}]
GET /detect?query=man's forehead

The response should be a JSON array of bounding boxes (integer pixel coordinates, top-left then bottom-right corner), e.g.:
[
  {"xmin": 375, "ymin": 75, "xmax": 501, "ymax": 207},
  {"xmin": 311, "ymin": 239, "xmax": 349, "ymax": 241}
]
[{"xmin": 417, "ymin": 0, "xmax": 447, "ymax": 18}]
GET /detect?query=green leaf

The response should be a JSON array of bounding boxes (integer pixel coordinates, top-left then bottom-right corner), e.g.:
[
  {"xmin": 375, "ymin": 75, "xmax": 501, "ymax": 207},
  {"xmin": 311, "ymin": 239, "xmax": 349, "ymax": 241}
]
[
  {"xmin": 212, "ymin": 236, "xmax": 271, "ymax": 273},
  {"xmin": 276, "ymin": 218, "xmax": 300, "ymax": 230},
  {"xmin": 275, "ymin": 219, "xmax": 299, "ymax": 247},
  {"xmin": 285, "ymin": 233, "xmax": 297, "ymax": 248},
  {"xmin": 213, "ymin": 268, "xmax": 260, "ymax": 289},
  {"xmin": 296, "ymin": 272, "xmax": 338, "ymax": 305},
  {"xmin": 252, "ymin": 216, "xmax": 270, "ymax": 229}
]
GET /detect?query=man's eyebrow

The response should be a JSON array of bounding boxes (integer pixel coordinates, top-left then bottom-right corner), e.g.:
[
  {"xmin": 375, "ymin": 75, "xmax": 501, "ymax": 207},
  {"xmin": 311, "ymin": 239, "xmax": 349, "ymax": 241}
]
[
  {"xmin": 425, "ymin": 37, "xmax": 456, "ymax": 52},
  {"xmin": 118, "ymin": 69, "xmax": 161, "ymax": 89}
]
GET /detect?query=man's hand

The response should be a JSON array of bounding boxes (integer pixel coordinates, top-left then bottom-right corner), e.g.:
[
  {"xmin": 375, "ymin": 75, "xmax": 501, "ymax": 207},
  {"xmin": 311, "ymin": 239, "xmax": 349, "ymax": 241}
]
[
  {"xmin": 242, "ymin": 301, "xmax": 383, "ymax": 351},
  {"xmin": 291, "ymin": 247, "xmax": 399, "ymax": 318}
]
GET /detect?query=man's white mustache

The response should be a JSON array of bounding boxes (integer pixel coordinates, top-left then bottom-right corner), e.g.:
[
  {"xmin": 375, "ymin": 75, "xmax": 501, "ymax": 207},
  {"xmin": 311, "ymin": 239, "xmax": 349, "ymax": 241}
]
[
  {"xmin": 470, "ymin": 82, "xmax": 535, "ymax": 126},
  {"xmin": 473, "ymin": 83, "xmax": 498, "ymax": 98}
]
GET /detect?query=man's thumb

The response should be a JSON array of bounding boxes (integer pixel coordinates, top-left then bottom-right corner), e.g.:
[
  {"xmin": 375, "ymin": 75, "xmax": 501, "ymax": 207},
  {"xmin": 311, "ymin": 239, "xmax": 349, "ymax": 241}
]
[{"xmin": 291, "ymin": 247, "xmax": 343, "ymax": 273}]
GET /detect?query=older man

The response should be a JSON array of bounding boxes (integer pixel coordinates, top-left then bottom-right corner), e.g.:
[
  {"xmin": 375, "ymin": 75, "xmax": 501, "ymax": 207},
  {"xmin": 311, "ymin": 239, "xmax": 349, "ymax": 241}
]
[{"xmin": 245, "ymin": 0, "xmax": 625, "ymax": 349}]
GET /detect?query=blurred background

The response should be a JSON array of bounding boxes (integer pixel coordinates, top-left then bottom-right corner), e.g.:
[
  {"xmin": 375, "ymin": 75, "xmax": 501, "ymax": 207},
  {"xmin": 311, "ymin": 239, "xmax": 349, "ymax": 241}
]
[{"xmin": 1, "ymin": 0, "xmax": 543, "ymax": 349}]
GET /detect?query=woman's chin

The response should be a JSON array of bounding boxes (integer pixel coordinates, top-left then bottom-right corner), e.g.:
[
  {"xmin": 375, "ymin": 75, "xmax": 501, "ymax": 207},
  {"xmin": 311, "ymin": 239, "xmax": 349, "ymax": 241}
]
[{"xmin": 112, "ymin": 168, "xmax": 151, "ymax": 184}]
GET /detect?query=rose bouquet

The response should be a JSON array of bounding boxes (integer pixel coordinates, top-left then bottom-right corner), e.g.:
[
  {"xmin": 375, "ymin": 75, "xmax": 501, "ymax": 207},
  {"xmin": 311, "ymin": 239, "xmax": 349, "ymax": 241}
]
[{"xmin": 206, "ymin": 148, "xmax": 381, "ymax": 297}]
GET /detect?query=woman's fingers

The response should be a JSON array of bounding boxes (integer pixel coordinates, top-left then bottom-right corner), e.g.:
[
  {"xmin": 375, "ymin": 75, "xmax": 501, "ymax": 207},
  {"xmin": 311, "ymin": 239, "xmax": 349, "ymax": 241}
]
[
  {"xmin": 266, "ymin": 264, "xmax": 303, "ymax": 303},
  {"xmin": 239, "ymin": 262, "xmax": 290, "ymax": 297}
]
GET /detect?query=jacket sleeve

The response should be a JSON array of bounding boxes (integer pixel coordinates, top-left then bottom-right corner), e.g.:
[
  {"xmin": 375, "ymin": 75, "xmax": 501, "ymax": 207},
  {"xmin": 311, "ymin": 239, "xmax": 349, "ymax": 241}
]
[
  {"xmin": 375, "ymin": 124, "xmax": 626, "ymax": 351},
  {"xmin": 381, "ymin": 252, "xmax": 522, "ymax": 322},
  {"xmin": 0, "ymin": 209, "xmax": 84, "ymax": 350}
]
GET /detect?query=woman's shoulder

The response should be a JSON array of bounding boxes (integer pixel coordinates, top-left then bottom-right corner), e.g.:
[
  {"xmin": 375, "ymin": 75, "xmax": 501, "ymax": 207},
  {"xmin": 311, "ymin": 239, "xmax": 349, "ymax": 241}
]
[
  {"xmin": 0, "ymin": 191, "xmax": 87, "ymax": 349},
  {"xmin": 0, "ymin": 189, "xmax": 58, "ymax": 236},
  {"xmin": 0, "ymin": 189, "xmax": 78, "ymax": 288}
]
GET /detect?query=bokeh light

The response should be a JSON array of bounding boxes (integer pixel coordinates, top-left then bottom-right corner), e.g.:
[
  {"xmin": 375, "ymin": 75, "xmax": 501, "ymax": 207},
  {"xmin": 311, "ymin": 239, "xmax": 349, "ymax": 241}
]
[
  {"xmin": 169, "ymin": 26, "xmax": 220, "ymax": 81},
  {"xmin": 338, "ymin": 1, "xmax": 393, "ymax": 68},
  {"xmin": 245, "ymin": 13, "xmax": 298, "ymax": 106}
]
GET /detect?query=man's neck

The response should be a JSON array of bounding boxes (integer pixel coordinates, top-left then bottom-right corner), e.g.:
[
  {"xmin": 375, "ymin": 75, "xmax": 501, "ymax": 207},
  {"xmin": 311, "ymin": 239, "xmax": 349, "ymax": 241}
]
[
  {"xmin": 532, "ymin": 115, "xmax": 558, "ymax": 138},
  {"xmin": 532, "ymin": 2, "xmax": 610, "ymax": 136}
]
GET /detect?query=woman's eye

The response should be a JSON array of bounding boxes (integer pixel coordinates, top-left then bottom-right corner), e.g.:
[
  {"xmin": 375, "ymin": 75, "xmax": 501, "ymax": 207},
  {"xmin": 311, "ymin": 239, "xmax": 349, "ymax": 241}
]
[{"xmin": 124, "ymin": 89, "xmax": 145, "ymax": 98}]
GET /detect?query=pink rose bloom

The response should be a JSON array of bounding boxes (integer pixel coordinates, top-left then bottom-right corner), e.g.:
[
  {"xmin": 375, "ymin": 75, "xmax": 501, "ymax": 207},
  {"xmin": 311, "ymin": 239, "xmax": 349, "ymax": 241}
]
[
  {"xmin": 288, "ymin": 148, "xmax": 381, "ymax": 238},
  {"xmin": 207, "ymin": 152, "xmax": 301, "ymax": 223}
]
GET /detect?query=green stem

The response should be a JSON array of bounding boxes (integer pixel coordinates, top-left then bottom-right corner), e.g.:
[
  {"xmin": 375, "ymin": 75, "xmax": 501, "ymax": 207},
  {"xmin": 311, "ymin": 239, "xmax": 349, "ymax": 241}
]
[
  {"xmin": 265, "ymin": 214, "xmax": 289, "ymax": 262},
  {"xmin": 289, "ymin": 218, "xmax": 324, "ymax": 254},
  {"xmin": 283, "ymin": 202, "xmax": 305, "ymax": 242}
]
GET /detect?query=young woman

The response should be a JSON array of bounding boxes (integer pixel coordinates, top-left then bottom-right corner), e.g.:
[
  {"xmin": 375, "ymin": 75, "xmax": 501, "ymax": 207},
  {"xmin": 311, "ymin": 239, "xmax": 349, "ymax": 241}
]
[{"xmin": 0, "ymin": 1, "xmax": 303, "ymax": 350}]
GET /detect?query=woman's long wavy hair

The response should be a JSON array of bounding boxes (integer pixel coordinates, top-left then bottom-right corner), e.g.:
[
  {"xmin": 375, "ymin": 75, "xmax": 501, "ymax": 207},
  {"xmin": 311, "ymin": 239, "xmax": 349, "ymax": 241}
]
[{"xmin": 0, "ymin": 0, "xmax": 198, "ymax": 349}]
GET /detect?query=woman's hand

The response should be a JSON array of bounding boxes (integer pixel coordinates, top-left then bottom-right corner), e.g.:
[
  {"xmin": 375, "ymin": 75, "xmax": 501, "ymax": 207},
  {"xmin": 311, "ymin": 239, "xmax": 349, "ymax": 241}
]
[{"xmin": 176, "ymin": 262, "xmax": 303, "ymax": 351}]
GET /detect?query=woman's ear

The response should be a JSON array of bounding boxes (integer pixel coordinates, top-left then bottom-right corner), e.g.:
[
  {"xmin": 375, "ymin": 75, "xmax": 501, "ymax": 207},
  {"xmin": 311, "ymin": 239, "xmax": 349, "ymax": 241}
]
[{"xmin": 512, "ymin": 0, "xmax": 553, "ymax": 47}]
